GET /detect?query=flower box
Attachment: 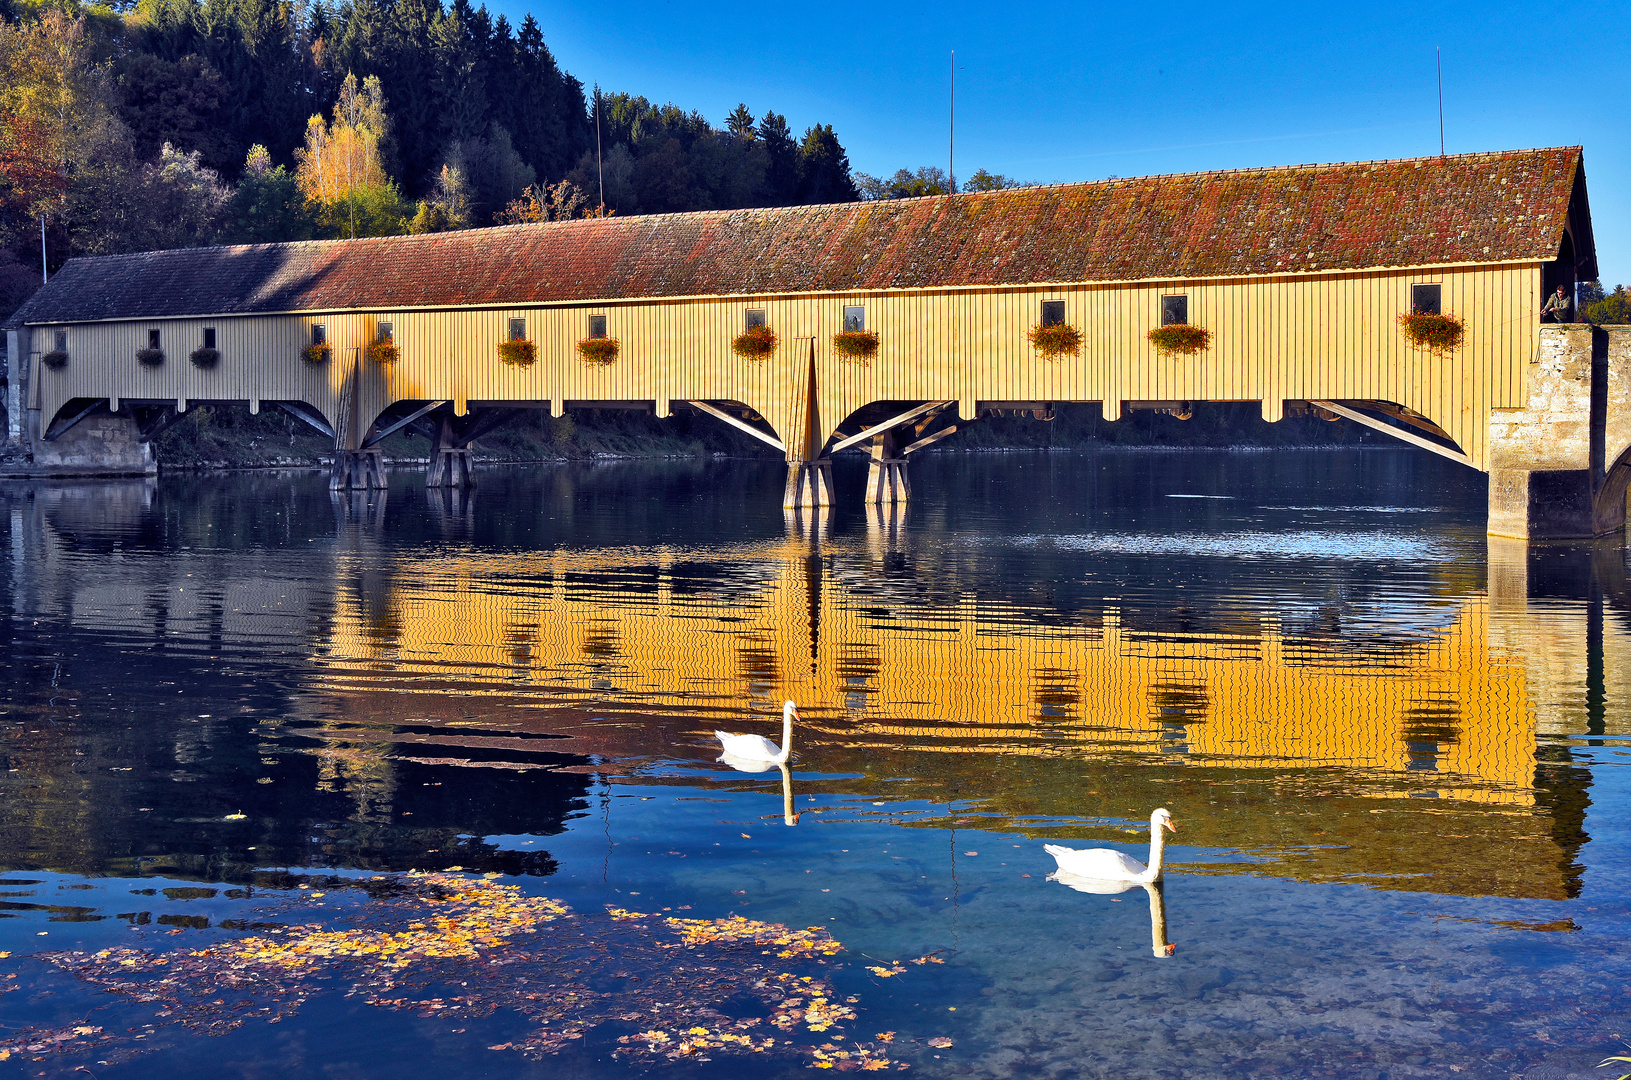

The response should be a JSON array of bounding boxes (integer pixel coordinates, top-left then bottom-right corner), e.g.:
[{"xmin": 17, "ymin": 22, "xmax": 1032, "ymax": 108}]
[
  {"xmin": 1029, "ymin": 323, "xmax": 1082, "ymax": 359},
  {"xmin": 1397, "ymin": 311, "xmax": 1464, "ymax": 356},
  {"xmin": 136, "ymin": 347, "xmax": 165, "ymax": 367},
  {"xmin": 302, "ymin": 342, "xmax": 332, "ymax": 365},
  {"xmin": 40, "ymin": 349, "xmax": 68, "ymax": 370},
  {"xmin": 831, "ymin": 330, "xmax": 879, "ymax": 363},
  {"xmin": 1146, "ymin": 324, "xmax": 1211, "ymax": 356},
  {"xmin": 366, "ymin": 340, "xmax": 400, "ymax": 365},
  {"xmin": 577, "ymin": 337, "xmax": 620, "ymax": 366},
  {"xmin": 732, "ymin": 325, "xmax": 778, "ymax": 361},
  {"xmin": 189, "ymin": 346, "xmax": 220, "ymax": 369},
  {"xmin": 497, "ymin": 339, "xmax": 537, "ymax": 367}
]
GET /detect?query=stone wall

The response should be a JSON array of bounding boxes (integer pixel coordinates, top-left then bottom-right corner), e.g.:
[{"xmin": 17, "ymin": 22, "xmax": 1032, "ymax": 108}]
[
  {"xmin": 23, "ymin": 408, "xmax": 155, "ymax": 475},
  {"xmin": 1595, "ymin": 326, "xmax": 1631, "ymax": 536},
  {"xmin": 1487, "ymin": 325, "xmax": 1629, "ymax": 539}
]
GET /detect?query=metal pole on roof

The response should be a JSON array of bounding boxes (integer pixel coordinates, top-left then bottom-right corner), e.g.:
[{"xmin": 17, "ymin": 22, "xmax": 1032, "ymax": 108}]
[
  {"xmin": 595, "ymin": 85, "xmax": 605, "ymax": 212},
  {"xmin": 949, "ymin": 50, "xmax": 954, "ymax": 194},
  {"xmin": 40, "ymin": 214, "xmax": 48, "ymax": 284},
  {"xmin": 1436, "ymin": 48, "xmax": 1445, "ymax": 157}
]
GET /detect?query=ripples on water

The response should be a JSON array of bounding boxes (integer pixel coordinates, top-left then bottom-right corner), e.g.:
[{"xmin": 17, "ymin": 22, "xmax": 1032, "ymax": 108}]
[{"xmin": 1, "ymin": 450, "xmax": 1630, "ymax": 1079}]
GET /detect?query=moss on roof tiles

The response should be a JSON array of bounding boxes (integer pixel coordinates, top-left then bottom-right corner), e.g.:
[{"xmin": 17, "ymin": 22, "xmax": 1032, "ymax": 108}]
[{"xmin": 6, "ymin": 147, "xmax": 1585, "ymax": 327}]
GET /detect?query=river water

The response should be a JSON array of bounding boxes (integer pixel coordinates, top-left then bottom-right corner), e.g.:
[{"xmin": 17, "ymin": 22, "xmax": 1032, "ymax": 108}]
[{"xmin": 1, "ymin": 450, "xmax": 1629, "ymax": 1079}]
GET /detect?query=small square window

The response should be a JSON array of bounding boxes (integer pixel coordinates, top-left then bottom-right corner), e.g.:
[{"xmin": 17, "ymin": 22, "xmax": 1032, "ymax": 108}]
[
  {"xmin": 1161, "ymin": 295, "xmax": 1187, "ymax": 326},
  {"xmin": 376, "ymin": 322, "xmax": 393, "ymax": 344},
  {"xmin": 203, "ymin": 328, "xmax": 216, "ymax": 349},
  {"xmin": 1411, "ymin": 284, "xmax": 1442, "ymax": 315},
  {"xmin": 148, "ymin": 328, "xmax": 161, "ymax": 349},
  {"xmin": 312, "ymin": 324, "xmax": 326, "ymax": 345},
  {"xmin": 588, "ymin": 314, "xmax": 608, "ymax": 339},
  {"xmin": 843, "ymin": 306, "xmax": 865, "ymax": 332},
  {"xmin": 1041, "ymin": 300, "xmax": 1066, "ymax": 327},
  {"xmin": 54, "ymin": 330, "xmax": 67, "ymax": 351},
  {"xmin": 745, "ymin": 308, "xmax": 767, "ymax": 329},
  {"xmin": 509, "ymin": 318, "xmax": 526, "ymax": 341}
]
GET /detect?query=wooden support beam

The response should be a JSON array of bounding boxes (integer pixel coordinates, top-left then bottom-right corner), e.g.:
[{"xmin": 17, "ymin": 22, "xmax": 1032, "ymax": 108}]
[
  {"xmin": 828, "ymin": 401, "xmax": 952, "ymax": 454},
  {"xmin": 901, "ymin": 423, "xmax": 963, "ymax": 455},
  {"xmin": 685, "ymin": 400, "xmax": 786, "ymax": 452},
  {"xmin": 42, "ymin": 399, "xmax": 107, "ymax": 442},
  {"xmin": 136, "ymin": 406, "xmax": 197, "ymax": 443},
  {"xmin": 363, "ymin": 400, "xmax": 447, "ymax": 448},
  {"xmin": 1361, "ymin": 401, "xmax": 1458, "ymax": 442},
  {"xmin": 1308, "ymin": 400, "xmax": 1476, "ymax": 468},
  {"xmin": 453, "ymin": 408, "xmax": 516, "ymax": 447},
  {"xmin": 275, "ymin": 401, "xmax": 334, "ymax": 438}
]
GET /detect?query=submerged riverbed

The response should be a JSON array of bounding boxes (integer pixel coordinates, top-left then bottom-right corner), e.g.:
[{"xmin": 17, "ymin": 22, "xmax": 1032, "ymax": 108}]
[{"xmin": 1, "ymin": 450, "xmax": 1629, "ymax": 1079}]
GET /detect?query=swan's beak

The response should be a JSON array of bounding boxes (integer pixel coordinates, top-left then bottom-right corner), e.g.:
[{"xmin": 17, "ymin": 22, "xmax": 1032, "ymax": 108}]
[{"xmin": 1165, "ymin": 819, "xmax": 1178, "ymax": 833}]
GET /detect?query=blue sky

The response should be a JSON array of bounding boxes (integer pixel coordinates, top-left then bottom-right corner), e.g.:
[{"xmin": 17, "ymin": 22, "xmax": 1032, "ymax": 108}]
[{"xmin": 491, "ymin": 0, "xmax": 1627, "ymax": 285}]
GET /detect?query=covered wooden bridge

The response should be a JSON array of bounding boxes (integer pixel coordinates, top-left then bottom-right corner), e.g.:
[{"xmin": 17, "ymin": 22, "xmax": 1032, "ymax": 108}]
[{"xmin": 4, "ymin": 145, "xmax": 1627, "ymax": 538}]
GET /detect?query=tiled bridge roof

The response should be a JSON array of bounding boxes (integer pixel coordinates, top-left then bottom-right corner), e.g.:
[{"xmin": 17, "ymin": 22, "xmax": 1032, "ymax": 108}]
[{"xmin": 6, "ymin": 147, "xmax": 1587, "ymax": 327}]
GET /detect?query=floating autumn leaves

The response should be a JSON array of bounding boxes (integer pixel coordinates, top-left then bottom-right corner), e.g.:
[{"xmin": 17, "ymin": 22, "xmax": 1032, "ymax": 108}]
[{"xmin": 4, "ymin": 872, "xmax": 953, "ymax": 1071}]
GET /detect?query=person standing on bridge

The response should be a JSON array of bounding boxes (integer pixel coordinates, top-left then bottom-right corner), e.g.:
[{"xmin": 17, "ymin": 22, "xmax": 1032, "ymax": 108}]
[{"xmin": 1541, "ymin": 284, "xmax": 1572, "ymax": 323}]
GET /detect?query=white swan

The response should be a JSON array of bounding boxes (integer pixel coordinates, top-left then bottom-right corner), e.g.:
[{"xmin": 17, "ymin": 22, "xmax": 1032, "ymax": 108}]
[
  {"xmin": 1044, "ymin": 807, "xmax": 1176, "ymax": 883},
  {"xmin": 715, "ymin": 701, "xmax": 798, "ymax": 765}
]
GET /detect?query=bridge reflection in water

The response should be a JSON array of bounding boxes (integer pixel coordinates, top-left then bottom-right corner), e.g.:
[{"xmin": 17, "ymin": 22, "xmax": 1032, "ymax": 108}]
[
  {"xmin": 5, "ymin": 474, "xmax": 1628, "ymax": 902},
  {"xmin": 298, "ymin": 497, "xmax": 1631, "ymax": 903}
]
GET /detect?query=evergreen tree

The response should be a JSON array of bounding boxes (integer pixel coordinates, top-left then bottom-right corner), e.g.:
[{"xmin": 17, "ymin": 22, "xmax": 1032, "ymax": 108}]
[
  {"xmin": 223, "ymin": 144, "xmax": 320, "ymax": 243},
  {"xmin": 756, "ymin": 111, "xmax": 798, "ymax": 206},
  {"xmin": 796, "ymin": 124, "xmax": 856, "ymax": 204}
]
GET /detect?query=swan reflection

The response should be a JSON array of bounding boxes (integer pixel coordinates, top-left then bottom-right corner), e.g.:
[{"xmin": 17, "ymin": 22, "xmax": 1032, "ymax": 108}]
[
  {"xmin": 716, "ymin": 757, "xmax": 800, "ymax": 827},
  {"xmin": 1046, "ymin": 873, "xmax": 1176, "ymax": 958}
]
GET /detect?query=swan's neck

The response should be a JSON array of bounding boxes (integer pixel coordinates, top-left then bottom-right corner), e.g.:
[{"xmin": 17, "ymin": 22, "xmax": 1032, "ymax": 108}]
[
  {"xmin": 775, "ymin": 709, "xmax": 793, "ymax": 763},
  {"xmin": 1143, "ymin": 825, "xmax": 1168, "ymax": 881}
]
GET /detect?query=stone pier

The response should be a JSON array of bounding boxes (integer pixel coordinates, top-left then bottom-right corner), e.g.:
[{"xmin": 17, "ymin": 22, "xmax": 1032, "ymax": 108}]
[
  {"xmin": 3, "ymin": 326, "xmax": 156, "ymax": 477},
  {"xmin": 1487, "ymin": 325, "xmax": 1631, "ymax": 539}
]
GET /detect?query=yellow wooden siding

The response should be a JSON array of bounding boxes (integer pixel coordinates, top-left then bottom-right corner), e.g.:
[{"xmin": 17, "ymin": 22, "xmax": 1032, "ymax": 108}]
[{"xmin": 32, "ymin": 263, "xmax": 1541, "ymax": 470}]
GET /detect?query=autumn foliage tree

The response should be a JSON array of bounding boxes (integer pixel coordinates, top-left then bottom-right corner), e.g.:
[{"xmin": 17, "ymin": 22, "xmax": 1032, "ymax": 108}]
[
  {"xmin": 493, "ymin": 178, "xmax": 608, "ymax": 225},
  {"xmin": 295, "ymin": 72, "xmax": 405, "ymax": 238}
]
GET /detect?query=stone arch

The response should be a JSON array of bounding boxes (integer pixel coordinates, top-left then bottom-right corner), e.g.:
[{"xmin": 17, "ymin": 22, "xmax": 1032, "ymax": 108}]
[{"xmin": 1595, "ymin": 443, "xmax": 1631, "ymax": 536}]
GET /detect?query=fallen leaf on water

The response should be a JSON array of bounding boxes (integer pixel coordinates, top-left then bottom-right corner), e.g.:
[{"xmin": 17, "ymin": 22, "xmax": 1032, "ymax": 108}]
[
  {"xmin": 12, "ymin": 872, "xmax": 897, "ymax": 1071},
  {"xmin": 927, "ymin": 1037, "xmax": 953, "ymax": 1048}
]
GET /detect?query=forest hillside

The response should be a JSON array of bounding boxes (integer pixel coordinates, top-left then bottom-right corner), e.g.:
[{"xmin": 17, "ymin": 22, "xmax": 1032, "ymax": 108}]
[{"xmin": 0, "ymin": 0, "xmax": 865, "ymax": 320}]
